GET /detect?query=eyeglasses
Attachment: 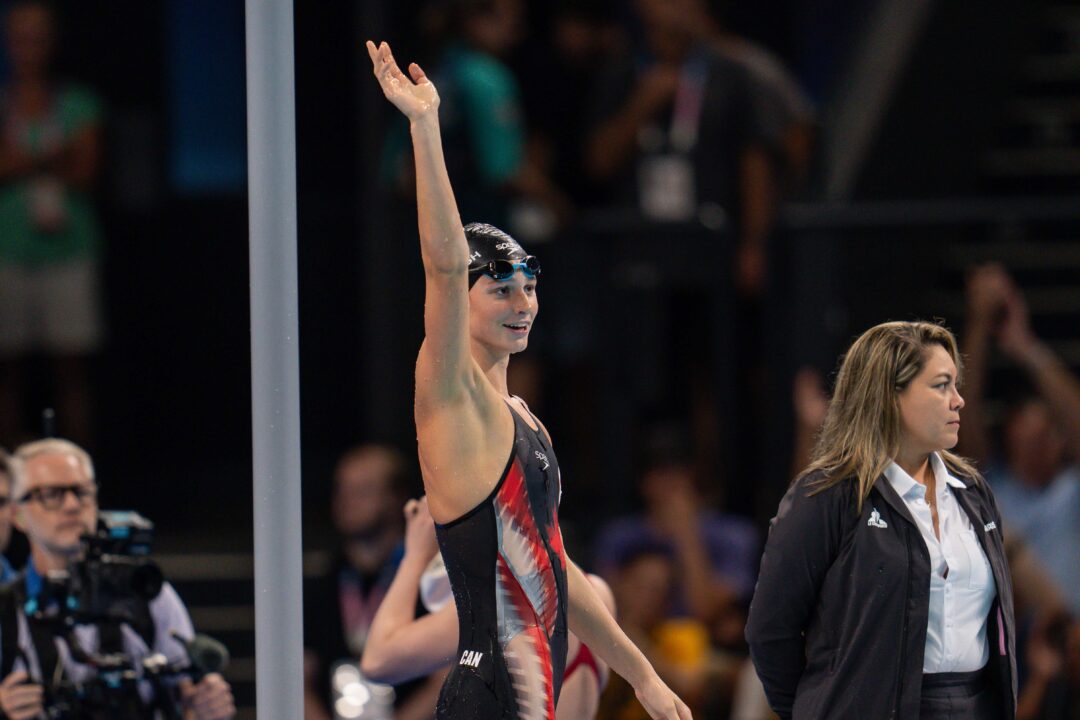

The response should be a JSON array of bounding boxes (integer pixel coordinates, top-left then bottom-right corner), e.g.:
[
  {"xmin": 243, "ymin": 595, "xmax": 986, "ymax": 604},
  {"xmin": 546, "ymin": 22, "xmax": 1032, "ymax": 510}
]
[
  {"xmin": 18, "ymin": 484, "xmax": 98, "ymax": 510},
  {"xmin": 474, "ymin": 256, "xmax": 541, "ymax": 281}
]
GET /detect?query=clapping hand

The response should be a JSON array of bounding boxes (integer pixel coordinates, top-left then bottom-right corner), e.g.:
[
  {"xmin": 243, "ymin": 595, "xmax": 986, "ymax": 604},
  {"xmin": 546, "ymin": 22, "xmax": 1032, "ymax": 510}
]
[{"xmin": 965, "ymin": 263, "xmax": 1011, "ymax": 328}]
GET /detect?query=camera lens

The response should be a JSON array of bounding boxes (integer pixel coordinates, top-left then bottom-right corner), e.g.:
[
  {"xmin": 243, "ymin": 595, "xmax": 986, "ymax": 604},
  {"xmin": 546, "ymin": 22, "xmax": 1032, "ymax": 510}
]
[{"xmin": 131, "ymin": 562, "xmax": 164, "ymax": 600}]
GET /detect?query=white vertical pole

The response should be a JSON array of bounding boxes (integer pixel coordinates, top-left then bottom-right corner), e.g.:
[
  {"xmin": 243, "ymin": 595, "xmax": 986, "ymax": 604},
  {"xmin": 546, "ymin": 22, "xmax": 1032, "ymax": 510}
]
[{"xmin": 244, "ymin": 1, "xmax": 303, "ymax": 717}]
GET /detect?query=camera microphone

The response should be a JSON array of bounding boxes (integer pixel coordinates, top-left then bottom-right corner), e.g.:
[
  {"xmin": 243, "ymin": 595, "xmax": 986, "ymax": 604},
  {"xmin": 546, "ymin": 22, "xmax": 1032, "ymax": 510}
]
[{"xmin": 172, "ymin": 632, "xmax": 230, "ymax": 680}]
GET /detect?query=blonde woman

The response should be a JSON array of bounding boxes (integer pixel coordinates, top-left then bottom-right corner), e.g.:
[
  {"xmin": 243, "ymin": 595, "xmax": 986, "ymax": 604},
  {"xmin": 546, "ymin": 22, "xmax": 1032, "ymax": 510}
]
[
  {"xmin": 365, "ymin": 40, "xmax": 690, "ymax": 720},
  {"xmin": 746, "ymin": 321, "xmax": 1016, "ymax": 719}
]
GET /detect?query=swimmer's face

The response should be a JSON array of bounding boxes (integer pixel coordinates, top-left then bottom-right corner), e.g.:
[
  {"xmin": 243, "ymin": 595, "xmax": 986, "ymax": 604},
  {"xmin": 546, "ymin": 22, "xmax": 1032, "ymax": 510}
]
[{"xmin": 468, "ymin": 270, "xmax": 538, "ymax": 355}]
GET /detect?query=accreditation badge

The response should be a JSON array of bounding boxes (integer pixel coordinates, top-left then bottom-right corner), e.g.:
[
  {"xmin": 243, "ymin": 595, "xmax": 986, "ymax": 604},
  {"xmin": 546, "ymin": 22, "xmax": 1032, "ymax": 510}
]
[{"xmin": 638, "ymin": 153, "xmax": 696, "ymax": 222}]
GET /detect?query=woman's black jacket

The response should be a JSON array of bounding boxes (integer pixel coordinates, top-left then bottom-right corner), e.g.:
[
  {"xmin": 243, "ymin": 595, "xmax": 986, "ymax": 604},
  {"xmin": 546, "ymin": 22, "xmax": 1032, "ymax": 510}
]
[{"xmin": 745, "ymin": 469, "xmax": 1017, "ymax": 719}]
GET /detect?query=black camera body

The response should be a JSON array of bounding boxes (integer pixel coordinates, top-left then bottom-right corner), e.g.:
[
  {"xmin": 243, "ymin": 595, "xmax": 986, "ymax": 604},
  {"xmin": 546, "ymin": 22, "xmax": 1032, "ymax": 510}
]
[
  {"xmin": 16, "ymin": 510, "xmax": 228, "ymax": 719},
  {"xmin": 27, "ymin": 512, "xmax": 172, "ymax": 719},
  {"xmin": 65, "ymin": 510, "xmax": 164, "ymax": 627}
]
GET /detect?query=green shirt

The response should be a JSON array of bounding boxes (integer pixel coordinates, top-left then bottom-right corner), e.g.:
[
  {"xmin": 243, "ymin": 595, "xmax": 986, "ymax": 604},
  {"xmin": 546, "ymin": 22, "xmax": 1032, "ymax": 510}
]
[{"xmin": 0, "ymin": 84, "xmax": 103, "ymax": 266}]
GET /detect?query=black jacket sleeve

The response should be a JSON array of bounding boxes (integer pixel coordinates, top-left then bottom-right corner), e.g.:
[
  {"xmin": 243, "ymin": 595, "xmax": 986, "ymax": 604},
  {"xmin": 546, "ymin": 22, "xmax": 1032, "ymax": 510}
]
[{"xmin": 745, "ymin": 473, "xmax": 851, "ymax": 719}]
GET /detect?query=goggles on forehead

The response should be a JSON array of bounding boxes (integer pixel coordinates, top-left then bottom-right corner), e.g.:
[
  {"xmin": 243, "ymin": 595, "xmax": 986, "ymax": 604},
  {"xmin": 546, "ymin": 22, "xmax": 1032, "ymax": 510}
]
[{"xmin": 473, "ymin": 255, "xmax": 541, "ymax": 281}]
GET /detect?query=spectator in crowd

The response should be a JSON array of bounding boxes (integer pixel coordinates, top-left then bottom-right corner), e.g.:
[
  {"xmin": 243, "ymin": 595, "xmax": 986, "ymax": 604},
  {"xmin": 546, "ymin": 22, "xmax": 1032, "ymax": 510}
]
[
  {"xmin": 0, "ymin": 439, "xmax": 234, "ymax": 720},
  {"xmin": 596, "ymin": 542, "xmax": 738, "ymax": 718},
  {"xmin": 584, "ymin": 0, "xmax": 797, "ymax": 296},
  {"xmin": 303, "ymin": 444, "xmax": 442, "ymax": 720},
  {"xmin": 514, "ymin": 0, "xmax": 625, "ymax": 213},
  {"xmin": 385, "ymin": 0, "xmax": 570, "ymax": 236},
  {"xmin": 961, "ymin": 264, "xmax": 1080, "ymax": 614},
  {"xmin": 593, "ymin": 422, "xmax": 759, "ymax": 648},
  {"xmin": 582, "ymin": 0, "xmax": 813, "ymax": 520},
  {"xmin": 361, "ymin": 496, "xmax": 616, "ymax": 720},
  {"xmin": 0, "ymin": 1, "xmax": 104, "ymax": 446},
  {"xmin": 1016, "ymin": 612, "xmax": 1080, "ymax": 720},
  {"xmin": 711, "ymin": 28, "xmax": 816, "ymax": 198},
  {"xmin": 0, "ymin": 448, "xmax": 15, "ymax": 581},
  {"xmin": 790, "ymin": 366, "xmax": 829, "ymax": 478}
]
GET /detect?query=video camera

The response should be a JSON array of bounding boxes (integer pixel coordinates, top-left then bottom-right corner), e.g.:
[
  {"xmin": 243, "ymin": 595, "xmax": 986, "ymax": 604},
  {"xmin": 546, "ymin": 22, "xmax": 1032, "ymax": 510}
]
[
  {"xmin": 67, "ymin": 510, "xmax": 164, "ymax": 626},
  {"xmin": 25, "ymin": 511, "xmax": 228, "ymax": 719}
]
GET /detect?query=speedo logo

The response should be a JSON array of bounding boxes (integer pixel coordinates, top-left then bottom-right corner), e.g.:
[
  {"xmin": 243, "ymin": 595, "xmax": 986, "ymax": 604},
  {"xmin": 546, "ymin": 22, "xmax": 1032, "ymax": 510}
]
[
  {"xmin": 459, "ymin": 650, "xmax": 484, "ymax": 668},
  {"xmin": 494, "ymin": 242, "xmax": 517, "ymax": 251}
]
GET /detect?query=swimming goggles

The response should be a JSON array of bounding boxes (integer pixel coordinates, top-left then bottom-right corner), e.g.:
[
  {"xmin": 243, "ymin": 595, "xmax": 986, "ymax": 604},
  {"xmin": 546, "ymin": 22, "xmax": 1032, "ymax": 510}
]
[{"xmin": 473, "ymin": 255, "xmax": 541, "ymax": 281}]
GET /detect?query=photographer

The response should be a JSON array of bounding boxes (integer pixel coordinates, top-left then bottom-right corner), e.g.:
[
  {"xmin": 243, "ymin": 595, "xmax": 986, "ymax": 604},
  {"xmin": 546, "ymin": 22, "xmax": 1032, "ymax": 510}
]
[{"xmin": 0, "ymin": 438, "xmax": 234, "ymax": 720}]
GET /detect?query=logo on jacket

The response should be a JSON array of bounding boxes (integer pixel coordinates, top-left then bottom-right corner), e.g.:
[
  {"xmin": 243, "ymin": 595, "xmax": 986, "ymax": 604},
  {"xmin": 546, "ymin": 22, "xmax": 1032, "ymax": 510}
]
[
  {"xmin": 867, "ymin": 508, "xmax": 888, "ymax": 529},
  {"xmin": 535, "ymin": 450, "xmax": 549, "ymax": 471},
  {"xmin": 984, "ymin": 521, "xmax": 997, "ymax": 532}
]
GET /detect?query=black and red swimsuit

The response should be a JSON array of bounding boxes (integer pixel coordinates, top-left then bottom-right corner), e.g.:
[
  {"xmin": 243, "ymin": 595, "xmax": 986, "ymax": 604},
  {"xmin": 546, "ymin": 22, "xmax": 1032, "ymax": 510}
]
[{"xmin": 434, "ymin": 405, "xmax": 568, "ymax": 719}]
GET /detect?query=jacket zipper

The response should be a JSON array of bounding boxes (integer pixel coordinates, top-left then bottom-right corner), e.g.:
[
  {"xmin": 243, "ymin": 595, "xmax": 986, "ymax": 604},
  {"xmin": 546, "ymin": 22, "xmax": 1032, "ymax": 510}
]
[{"xmin": 893, "ymin": 523, "xmax": 911, "ymax": 717}]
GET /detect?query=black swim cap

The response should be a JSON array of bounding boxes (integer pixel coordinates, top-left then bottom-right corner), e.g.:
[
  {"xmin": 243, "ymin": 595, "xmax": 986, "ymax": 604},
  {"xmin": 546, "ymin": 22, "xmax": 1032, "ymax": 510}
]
[{"xmin": 465, "ymin": 222, "xmax": 531, "ymax": 287}]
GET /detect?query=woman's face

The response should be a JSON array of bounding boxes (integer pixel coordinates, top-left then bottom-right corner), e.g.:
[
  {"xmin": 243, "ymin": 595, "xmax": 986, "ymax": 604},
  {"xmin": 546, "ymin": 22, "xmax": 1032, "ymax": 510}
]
[
  {"xmin": 897, "ymin": 344, "xmax": 965, "ymax": 457},
  {"xmin": 468, "ymin": 270, "xmax": 538, "ymax": 355}
]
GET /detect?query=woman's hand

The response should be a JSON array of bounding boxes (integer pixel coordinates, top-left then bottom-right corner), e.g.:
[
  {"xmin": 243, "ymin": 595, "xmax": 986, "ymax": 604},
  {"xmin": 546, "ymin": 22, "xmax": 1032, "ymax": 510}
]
[
  {"xmin": 366, "ymin": 40, "xmax": 439, "ymax": 121},
  {"xmin": 793, "ymin": 366, "xmax": 828, "ymax": 431},
  {"xmin": 996, "ymin": 281, "xmax": 1038, "ymax": 361},
  {"xmin": 402, "ymin": 496, "xmax": 439, "ymax": 563},
  {"xmin": 965, "ymin": 263, "xmax": 1010, "ymax": 328}
]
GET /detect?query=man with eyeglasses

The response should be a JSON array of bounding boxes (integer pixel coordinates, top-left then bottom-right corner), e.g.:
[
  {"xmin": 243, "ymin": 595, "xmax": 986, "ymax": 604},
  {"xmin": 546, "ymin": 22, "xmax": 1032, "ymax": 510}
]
[{"xmin": 0, "ymin": 438, "xmax": 235, "ymax": 720}]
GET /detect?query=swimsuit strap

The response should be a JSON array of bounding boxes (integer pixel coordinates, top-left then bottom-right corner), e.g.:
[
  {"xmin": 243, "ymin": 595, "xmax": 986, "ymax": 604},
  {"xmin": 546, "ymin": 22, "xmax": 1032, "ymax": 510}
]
[{"xmin": 563, "ymin": 641, "xmax": 603, "ymax": 689}]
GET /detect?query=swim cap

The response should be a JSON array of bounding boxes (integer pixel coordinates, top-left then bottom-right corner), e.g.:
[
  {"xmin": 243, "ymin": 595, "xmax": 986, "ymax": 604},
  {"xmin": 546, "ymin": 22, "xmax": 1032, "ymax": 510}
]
[{"xmin": 465, "ymin": 222, "xmax": 531, "ymax": 287}]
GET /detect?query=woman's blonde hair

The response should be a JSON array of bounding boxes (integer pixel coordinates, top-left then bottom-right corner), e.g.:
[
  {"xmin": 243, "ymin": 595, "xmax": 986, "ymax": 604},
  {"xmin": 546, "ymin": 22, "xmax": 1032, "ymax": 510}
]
[{"xmin": 803, "ymin": 320, "xmax": 980, "ymax": 512}]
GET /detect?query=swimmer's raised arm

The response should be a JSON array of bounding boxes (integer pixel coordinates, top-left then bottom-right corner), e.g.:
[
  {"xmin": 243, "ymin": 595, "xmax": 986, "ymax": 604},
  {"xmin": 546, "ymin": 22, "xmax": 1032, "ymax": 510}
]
[{"xmin": 366, "ymin": 40, "xmax": 473, "ymax": 402}]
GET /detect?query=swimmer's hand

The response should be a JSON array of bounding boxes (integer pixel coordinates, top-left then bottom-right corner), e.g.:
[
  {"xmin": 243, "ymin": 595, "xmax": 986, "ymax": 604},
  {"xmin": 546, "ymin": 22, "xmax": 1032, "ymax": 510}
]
[
  {"xmin": 366, "ymin": 40, "xmax": 439, "ymax": 119},
  {"xmin": 635, "ymin": 674, "xmax": 693, "ymax": 720}
]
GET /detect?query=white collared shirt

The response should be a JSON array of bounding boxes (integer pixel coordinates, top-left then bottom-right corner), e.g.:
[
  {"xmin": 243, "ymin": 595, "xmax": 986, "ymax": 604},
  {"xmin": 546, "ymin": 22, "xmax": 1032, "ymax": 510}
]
[{"xmin": 884, "ymin": 453, "xmax": 996, "ymax": 673}]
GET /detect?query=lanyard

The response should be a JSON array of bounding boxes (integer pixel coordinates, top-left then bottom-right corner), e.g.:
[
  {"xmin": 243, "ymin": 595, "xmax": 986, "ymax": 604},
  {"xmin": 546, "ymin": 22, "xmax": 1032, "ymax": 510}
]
[{"xmin": 670, "ymin": 55, "xmax": 708, "ymax": 154}]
